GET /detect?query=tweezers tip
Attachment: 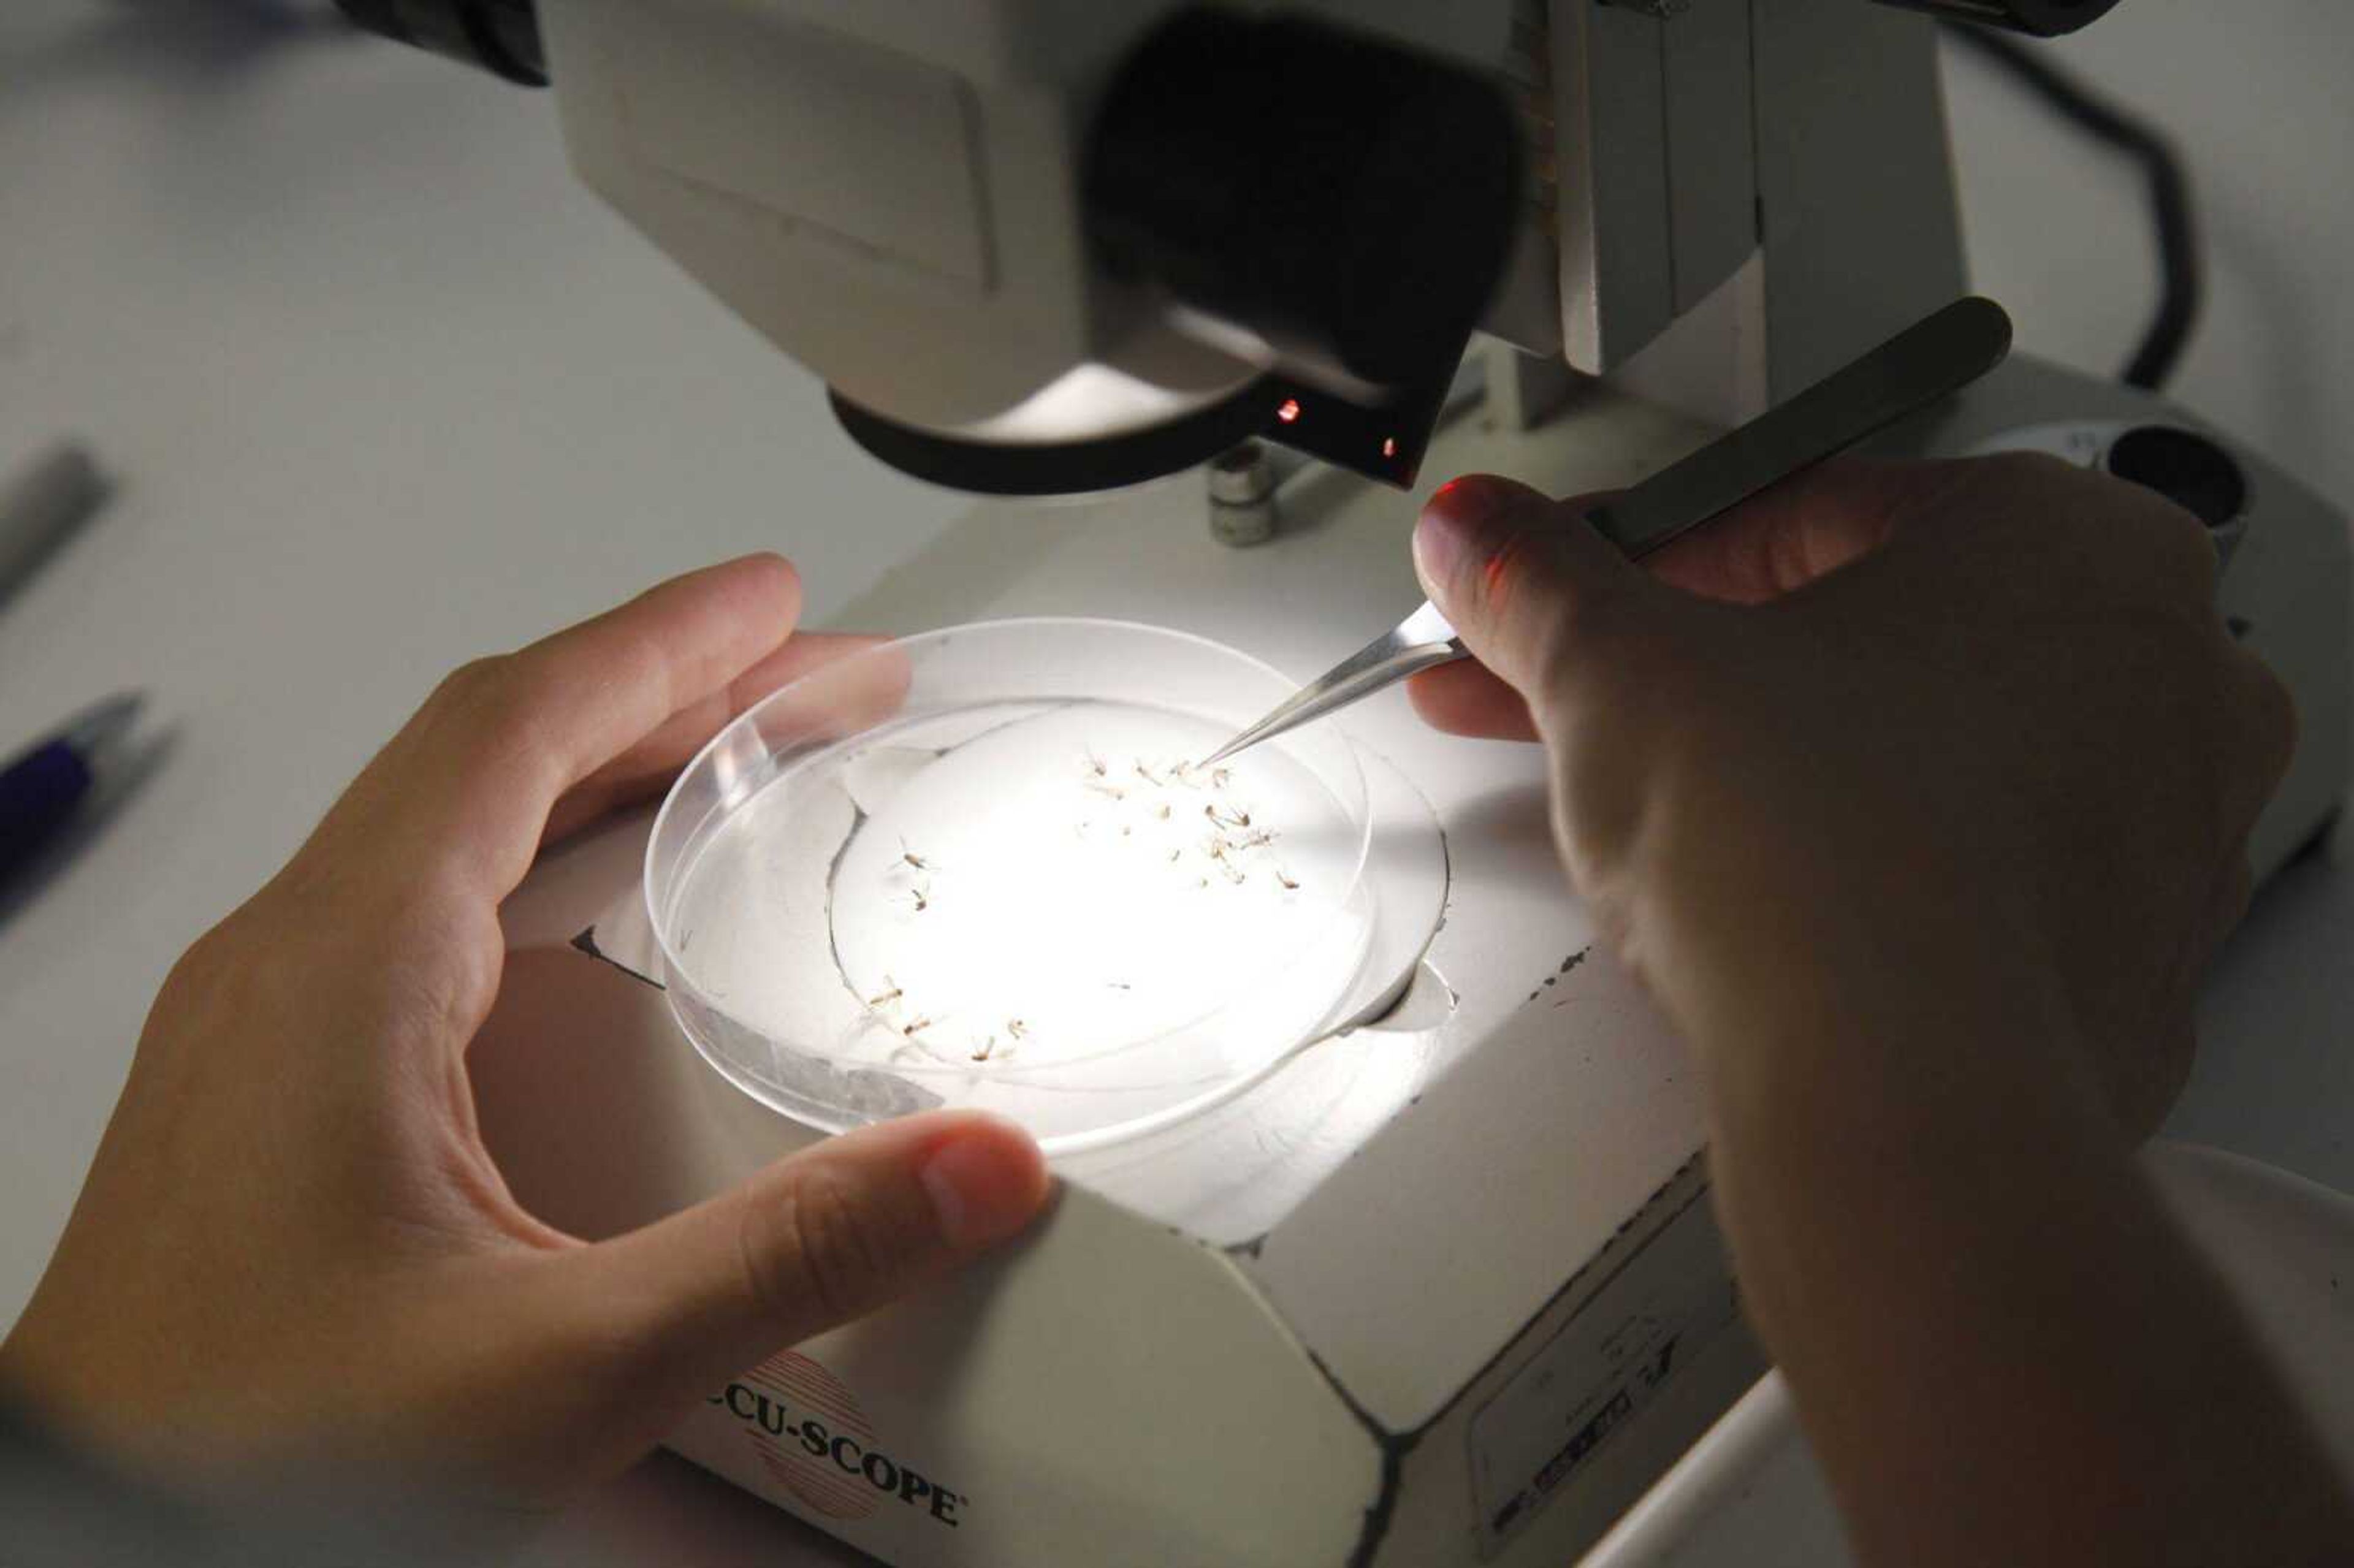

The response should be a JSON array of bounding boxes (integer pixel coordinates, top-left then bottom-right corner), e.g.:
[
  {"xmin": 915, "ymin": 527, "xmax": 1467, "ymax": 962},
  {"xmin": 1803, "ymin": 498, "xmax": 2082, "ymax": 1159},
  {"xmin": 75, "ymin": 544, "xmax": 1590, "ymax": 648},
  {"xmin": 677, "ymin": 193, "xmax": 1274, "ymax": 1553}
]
[{"xmin": 1196, "ymin": 737, "xmax": 1245, "ymax": 769}]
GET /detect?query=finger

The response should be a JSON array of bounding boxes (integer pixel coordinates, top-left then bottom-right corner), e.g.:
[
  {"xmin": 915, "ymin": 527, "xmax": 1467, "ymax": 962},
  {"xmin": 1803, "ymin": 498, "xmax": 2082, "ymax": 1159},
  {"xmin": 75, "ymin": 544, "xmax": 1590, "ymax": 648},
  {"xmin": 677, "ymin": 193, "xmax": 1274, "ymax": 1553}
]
[
  {"xmin": 575, "ymin": 1112, "xmax": 1049, "ymax": 1408},
  {"xmin": 696, "ymin": 631, "xmax": 918, "ymax": 774},
  {"xmin": 2219, "ymin": 852, "xmax": 2255, "ymax": 937},
  {"xmin": 2224, "ymin": 646, "xmax": 2299, "ymax": 833},
  {"xmin": 541, "ymin": 631, "xmax": 882, "ymax": 846},
  {"xmin": 2112, "ymin": 1013, "xmax": 2200, "ymax": 1144},
  {"xmin": 313, "ymin": 555, "xmax": 802, "ymax": 907},
  {"xmin": 1640, "ymin": 459, "xmax": 1925, "ymax": 604},
  {"xmin": 1413, "ymin": 473, "xmax": 1646, "ymax": 700},
  {"xmin": 1406, "ymin": 660, "xmax": 1540, "ymax": 742}
]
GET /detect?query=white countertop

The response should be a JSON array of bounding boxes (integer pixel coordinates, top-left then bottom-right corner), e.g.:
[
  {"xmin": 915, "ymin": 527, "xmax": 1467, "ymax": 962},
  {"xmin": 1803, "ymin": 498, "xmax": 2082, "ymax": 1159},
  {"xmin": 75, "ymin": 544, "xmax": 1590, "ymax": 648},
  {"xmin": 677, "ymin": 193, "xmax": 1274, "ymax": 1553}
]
[{"xmin": 2, "ymin": 4, "xmax": 2350, "ymax": 1564}]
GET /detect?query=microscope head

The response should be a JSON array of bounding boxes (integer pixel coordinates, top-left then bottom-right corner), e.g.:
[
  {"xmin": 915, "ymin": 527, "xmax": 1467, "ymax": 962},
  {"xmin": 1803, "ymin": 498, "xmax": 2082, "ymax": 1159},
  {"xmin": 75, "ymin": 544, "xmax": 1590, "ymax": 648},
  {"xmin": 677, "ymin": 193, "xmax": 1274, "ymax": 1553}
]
[
  {"xmin": 343, "ymin": 0, "xmax": 2121, "ymax": 495},
  {"xmin": 532, "ymin": 1, "xmax": 1530, "ymax": 494}
]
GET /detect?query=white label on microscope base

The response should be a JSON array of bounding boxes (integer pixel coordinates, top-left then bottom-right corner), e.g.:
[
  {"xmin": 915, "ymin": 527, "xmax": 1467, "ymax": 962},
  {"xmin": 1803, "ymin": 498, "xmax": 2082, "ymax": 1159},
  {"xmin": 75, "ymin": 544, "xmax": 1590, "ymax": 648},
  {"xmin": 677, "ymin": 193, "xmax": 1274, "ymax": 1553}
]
[{"xmin": 1468, "ymin": 1187, "xmax": 1742, "ymax": 1558}]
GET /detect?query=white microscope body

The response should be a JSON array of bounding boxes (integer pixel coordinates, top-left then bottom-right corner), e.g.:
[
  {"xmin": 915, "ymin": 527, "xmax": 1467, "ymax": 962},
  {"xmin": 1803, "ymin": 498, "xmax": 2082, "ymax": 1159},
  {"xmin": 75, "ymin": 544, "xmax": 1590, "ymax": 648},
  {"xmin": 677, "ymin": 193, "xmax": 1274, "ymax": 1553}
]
[{"xmin": 350, "ymin": 2, "xmax": 2348, "ymax": 1561}]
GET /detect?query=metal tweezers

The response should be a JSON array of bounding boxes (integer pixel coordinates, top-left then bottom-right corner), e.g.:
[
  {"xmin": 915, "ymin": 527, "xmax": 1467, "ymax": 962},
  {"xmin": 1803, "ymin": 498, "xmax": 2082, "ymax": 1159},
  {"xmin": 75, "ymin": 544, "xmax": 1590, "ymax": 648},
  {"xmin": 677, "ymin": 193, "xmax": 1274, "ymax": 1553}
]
[{"xmin": 1201, "ymin": 296, "xmax": 2015, "ymax": 767}]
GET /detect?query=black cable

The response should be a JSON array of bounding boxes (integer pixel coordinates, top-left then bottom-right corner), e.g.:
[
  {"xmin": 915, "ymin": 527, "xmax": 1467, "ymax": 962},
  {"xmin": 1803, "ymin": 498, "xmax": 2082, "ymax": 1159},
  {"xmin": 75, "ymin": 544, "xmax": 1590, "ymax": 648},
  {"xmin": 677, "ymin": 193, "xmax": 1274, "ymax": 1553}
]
[{"xmin": 1943, "ymin": 22, "xmax": 2202, "ymax": 392}]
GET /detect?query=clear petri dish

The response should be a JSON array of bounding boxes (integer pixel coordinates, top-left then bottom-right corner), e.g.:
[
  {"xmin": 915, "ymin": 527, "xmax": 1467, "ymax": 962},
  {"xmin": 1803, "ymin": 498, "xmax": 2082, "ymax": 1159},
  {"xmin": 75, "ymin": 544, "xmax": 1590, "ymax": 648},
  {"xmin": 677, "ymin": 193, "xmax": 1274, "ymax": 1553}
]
[{"xmin": 645, "ymin": 619, "xmax": 1378, "ymax": 1153}]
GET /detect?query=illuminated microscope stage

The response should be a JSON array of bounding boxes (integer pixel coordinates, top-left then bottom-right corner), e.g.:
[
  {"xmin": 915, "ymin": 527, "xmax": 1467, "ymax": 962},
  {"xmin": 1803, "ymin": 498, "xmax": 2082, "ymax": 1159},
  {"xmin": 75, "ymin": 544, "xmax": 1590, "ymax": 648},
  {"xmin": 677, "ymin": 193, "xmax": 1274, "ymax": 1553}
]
[{"xmin": 646, "ymin": 619, "xmax": 1452, "ymax": 1193}]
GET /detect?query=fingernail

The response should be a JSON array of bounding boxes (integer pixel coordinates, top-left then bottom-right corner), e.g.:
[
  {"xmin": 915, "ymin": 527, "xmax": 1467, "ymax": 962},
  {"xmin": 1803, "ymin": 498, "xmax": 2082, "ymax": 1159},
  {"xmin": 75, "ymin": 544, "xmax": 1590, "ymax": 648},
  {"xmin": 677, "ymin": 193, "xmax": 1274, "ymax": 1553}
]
[
  {"xmin": 920, "ymin": 1122, "xmax": 1048, "ymax": 1249},
  {"xmin": 1415, "ymin": 476, "xmax": 1517, "ymax": 601}
]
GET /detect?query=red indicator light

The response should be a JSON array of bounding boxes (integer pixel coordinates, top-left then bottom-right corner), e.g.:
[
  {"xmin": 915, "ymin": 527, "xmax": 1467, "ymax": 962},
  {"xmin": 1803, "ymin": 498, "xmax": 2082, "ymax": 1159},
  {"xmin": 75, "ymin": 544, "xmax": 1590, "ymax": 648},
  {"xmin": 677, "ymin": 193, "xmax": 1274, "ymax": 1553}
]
[
  {"xmin": 1381, "ymin": 436, "xmax": 1398, "ymax": 459},
  {"xmin": 1276, "ymin": 397, "xmax": 1302, "ymax": 424}
]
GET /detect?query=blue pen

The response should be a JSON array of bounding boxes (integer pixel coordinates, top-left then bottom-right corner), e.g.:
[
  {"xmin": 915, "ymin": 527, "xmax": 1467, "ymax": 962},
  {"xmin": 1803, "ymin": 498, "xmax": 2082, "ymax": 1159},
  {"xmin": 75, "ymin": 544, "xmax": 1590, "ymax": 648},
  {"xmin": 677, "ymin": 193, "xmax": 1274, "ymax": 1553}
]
[{"xmin": 0, "ymin": 693, "xmax": 146, "ymax": 884}]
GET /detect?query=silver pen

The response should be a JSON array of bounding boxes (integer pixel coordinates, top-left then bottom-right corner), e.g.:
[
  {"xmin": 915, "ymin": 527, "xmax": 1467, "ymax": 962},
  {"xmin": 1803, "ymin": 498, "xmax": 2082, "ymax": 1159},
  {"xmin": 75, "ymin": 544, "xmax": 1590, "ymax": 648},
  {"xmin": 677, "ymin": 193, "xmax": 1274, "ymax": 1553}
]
[{"xmin": 0, "ymin": 442, "xmax": 104, "ymax": 606}]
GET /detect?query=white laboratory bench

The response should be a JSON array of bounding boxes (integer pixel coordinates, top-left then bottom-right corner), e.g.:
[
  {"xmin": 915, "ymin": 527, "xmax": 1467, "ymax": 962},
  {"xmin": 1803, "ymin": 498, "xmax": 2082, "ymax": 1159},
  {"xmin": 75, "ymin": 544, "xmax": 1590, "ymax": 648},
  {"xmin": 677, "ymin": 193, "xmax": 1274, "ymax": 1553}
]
[{"xmin": 2, "ymin": 4, "xmax": 2350, "ymax": 1566}]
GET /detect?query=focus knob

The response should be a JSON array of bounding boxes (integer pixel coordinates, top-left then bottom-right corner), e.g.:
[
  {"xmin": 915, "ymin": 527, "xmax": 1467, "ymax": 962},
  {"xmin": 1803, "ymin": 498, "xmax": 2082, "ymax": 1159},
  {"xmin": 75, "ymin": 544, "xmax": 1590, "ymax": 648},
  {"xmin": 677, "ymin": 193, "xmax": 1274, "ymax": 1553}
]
[{"xmin": 1084, "ymin": 9, "xmax": 1522, "ymax": 391}]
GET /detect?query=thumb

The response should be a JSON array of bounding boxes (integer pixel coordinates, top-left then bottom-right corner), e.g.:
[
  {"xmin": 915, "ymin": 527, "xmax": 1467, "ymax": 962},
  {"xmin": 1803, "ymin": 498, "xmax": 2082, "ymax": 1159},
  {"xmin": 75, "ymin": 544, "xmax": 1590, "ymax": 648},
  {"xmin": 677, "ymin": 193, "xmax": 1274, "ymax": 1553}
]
[
  {"xmin": 574, "ymin": 1111, "xmax": 1049, "ymax": 1406},
  {"xmin": 1414, "ymin": 474, "xmax": 1644, "ymax": 698}
]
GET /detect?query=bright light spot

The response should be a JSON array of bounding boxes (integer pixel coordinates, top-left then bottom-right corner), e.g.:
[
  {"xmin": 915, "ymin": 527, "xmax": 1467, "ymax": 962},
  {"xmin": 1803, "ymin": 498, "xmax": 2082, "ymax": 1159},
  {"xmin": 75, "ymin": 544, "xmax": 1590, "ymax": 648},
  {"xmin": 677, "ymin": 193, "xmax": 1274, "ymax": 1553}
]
[
  {"xmin": 1381, "ymin": 436, "xmax": 1398, "ymax": 459},
  {"xmin": 969, "ymin": 363, "xmax": 1254, "ymax": 443},
  {"xmin": 1276, "ymin": 398, "xmax": 1302, "ymax": 424}
]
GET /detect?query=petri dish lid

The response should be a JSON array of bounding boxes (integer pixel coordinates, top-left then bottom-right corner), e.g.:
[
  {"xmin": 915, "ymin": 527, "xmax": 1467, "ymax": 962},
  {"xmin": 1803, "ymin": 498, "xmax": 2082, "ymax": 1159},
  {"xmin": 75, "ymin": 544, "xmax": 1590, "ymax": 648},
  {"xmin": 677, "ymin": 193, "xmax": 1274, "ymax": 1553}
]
[{"xmin": 646, "ymin": 618, "xmax": 1381, "ymax": 1153}]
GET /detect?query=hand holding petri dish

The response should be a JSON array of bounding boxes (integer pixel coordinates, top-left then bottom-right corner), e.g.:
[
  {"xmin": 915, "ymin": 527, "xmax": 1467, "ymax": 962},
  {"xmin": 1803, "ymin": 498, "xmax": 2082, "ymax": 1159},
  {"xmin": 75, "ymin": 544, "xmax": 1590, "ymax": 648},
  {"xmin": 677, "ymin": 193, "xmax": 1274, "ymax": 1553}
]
[{"xmin": 646, "ymin": 620, "xmax": 1385, "ymax": 1153}]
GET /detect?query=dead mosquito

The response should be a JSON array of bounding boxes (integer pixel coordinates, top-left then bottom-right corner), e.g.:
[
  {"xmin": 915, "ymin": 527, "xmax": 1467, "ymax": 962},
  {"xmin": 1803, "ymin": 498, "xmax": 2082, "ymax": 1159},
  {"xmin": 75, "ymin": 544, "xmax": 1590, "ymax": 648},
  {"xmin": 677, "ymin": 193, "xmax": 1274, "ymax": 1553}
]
[
  {"xmin": 866, "ymin": 976, "xmax": 903, "ymax": 1007},
  {"xmin": 902, "ymin": 1016, "xmax": 934, "ymax": 1037},
  {"xmin": 1084, "ymin": 781, "xmax": 1128, "ymax": 802},
  {"xmin": 908, "ymin": 883, "xmax": 932, "ymax": 913},
  {"xmin": 970, "ymin": 1035, "xmax": 997, "ymax": 1062},
  {"xmin": 1154, "ymin": 803, "xmax": 1171, "ymax": 821},
  {"xmin": 897, "ymin": 837, "xmax": 934, "ymax": 872},
  {"xmin": 1007, "ymin": 1018, "xmax": 1029, "ymax": 1041},
  {"xmin": 1276, "ymin": 870, "xmax": 1301, "ymax": 892},
  {"xmin": 1211, "ymin": 767, "xmax": 1232, "ymax": 790},
  {"xmin": 1082, "ymin": 747, "xmax": 1108, "ymax": 778},
  {"xmin": 1133, "ymin": 760, "xmax": 1162, "ymax": 786},
  {"xmin": 1205, "ymin": 804, "xmax": 1252, "ymax": 831}
]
